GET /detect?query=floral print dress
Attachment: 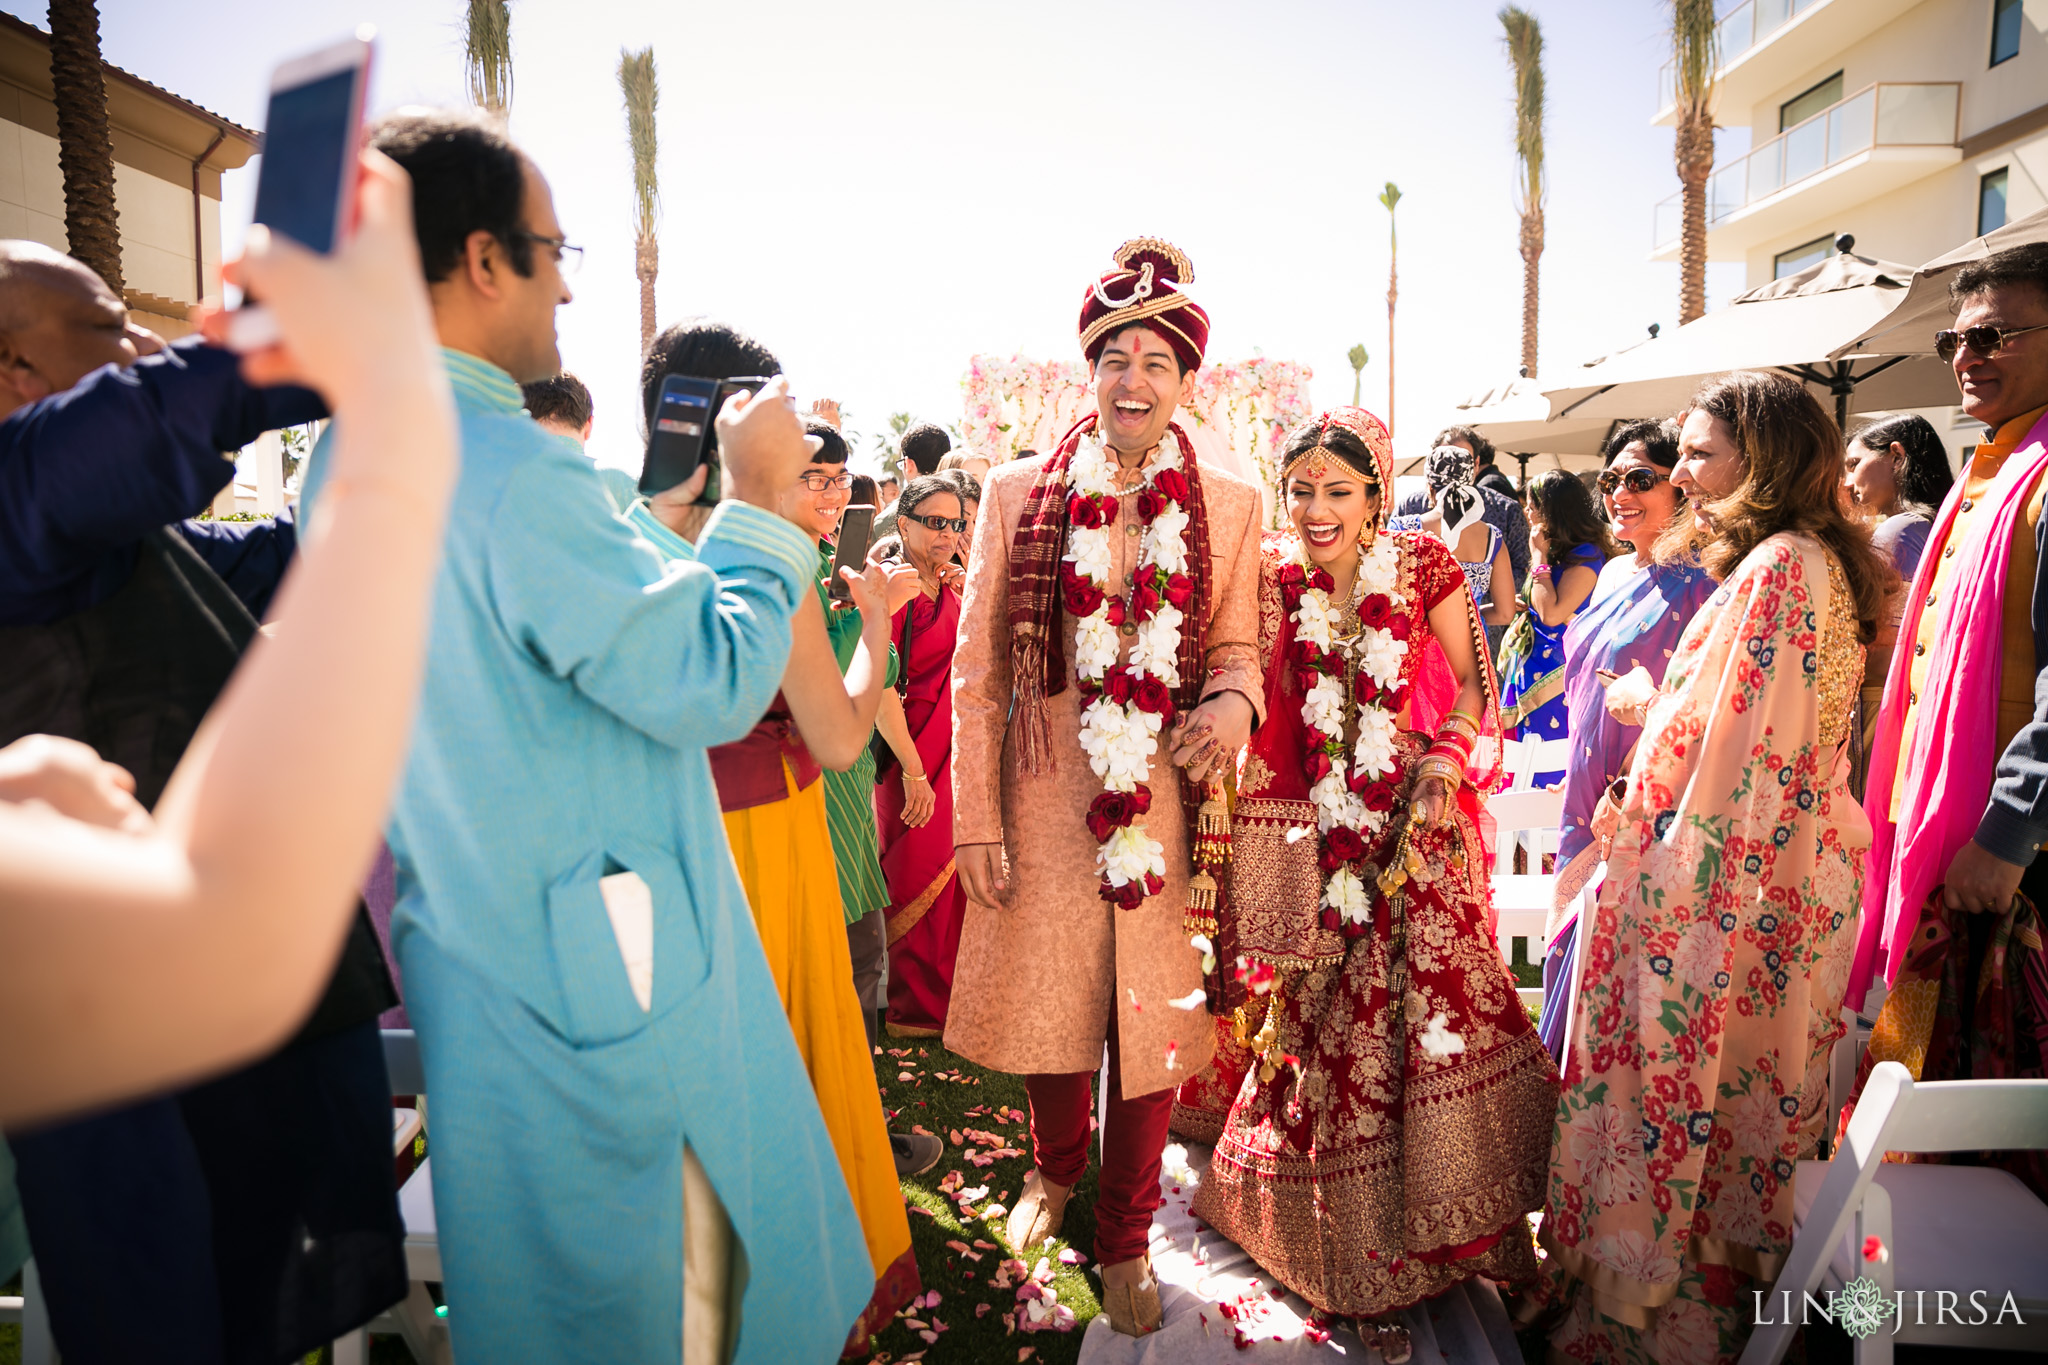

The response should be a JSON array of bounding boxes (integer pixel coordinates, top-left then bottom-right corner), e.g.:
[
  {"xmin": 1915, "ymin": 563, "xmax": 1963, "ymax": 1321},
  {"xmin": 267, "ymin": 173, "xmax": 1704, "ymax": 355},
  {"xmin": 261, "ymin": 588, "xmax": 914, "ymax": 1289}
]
[{"xmin": 1540, "ymin": 533, "xmax": 1867, "ymax": 1365}]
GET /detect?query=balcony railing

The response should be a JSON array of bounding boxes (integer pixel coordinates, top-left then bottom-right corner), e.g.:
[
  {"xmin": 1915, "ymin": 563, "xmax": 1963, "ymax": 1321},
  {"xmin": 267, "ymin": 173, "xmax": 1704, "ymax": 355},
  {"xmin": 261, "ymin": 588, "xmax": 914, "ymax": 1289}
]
[
  {"xmin": 1658, "ymin": 0, "xmax": 1826, "ymax": 109},
  {"xmin": 1652, "ymin": 81, "xmax": 1958, "ymax": 249}
]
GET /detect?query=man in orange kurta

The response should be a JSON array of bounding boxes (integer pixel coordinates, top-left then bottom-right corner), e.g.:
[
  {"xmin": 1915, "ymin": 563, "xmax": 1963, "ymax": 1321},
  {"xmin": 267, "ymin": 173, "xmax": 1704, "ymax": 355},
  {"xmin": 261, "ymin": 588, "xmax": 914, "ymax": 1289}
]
[
  {"xmin": 1847, "ymin": 243, "xmax": 2048, "ymax": 1195},
  {"xmin": 947, "ymin": 240, "xmax": 1264, "ymax": 1335}
]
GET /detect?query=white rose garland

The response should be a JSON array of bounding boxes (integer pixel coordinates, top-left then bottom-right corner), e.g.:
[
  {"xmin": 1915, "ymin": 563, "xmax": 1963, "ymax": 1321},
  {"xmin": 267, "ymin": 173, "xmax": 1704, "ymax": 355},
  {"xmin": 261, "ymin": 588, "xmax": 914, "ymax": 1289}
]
[
  {"xmin": 1281, "ymin": 534, "xmax": 1409, "ymax": 931},
  {"xmin": 1062, "ymin": 429, "xmax": 1198, "ymax": 908}
]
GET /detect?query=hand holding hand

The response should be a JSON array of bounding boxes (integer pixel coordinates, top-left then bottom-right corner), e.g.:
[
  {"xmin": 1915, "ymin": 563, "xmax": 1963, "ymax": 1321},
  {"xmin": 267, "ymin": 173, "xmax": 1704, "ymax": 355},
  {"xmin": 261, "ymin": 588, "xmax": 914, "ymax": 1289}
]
[
  {"xmin": 0, "ymin": 735, "xmax": 152, "ymax": 835},
  {"xmin": 1169, "ymin": 691, "xmax": 1254, "ymax": 784},
  {"xmin": 1598, "ymin": 665, "xmax": 1658, "ymax": 727},
  {"xmin": 957, "ymin": 841, "xmax": 1007, "ymax": 908}
]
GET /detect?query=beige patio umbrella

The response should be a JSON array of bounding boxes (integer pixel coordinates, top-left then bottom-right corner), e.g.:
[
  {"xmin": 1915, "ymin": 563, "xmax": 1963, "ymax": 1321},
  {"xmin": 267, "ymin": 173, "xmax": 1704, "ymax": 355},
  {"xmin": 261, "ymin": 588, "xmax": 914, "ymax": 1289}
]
[
  {"xmin": 1543, "ymin": 237, "xmax": 1962, "ymax": 431},
  {"xmin": 1830, "ymin": 206, "xmax": 2048, "ymax": 361},
  {"xmin": 1398, "ymin": 376, "xmax": 1615, "ymax": 484}
]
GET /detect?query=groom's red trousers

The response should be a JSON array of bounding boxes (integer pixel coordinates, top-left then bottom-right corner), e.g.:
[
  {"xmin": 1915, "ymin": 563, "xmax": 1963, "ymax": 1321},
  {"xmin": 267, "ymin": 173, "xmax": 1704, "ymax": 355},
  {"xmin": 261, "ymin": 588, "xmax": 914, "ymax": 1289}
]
[{"xmin": 1023, "ymin": 1010, "xmax": 1170, "ymax": 1265}]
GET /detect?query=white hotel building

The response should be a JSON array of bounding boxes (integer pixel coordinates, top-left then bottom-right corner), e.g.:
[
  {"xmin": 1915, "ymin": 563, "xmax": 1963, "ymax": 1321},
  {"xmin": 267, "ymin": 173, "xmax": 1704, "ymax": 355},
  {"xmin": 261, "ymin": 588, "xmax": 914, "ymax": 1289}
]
[{"xmin": 1653, "ymin": 0, "xmax": 2044, "ymax": 286}]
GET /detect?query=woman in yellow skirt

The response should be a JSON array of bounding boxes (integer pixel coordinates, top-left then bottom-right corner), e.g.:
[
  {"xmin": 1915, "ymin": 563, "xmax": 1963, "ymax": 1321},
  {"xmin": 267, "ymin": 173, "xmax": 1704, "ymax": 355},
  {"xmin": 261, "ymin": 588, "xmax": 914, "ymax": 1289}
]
[{"xmin": 627, "ymin": 409, "xmax": 922, "ymax": 1355}]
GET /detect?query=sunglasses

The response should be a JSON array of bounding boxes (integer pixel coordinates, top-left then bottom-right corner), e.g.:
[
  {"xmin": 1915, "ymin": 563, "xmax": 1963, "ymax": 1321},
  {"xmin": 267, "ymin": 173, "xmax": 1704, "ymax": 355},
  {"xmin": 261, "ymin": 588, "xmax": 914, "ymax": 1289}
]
[
  {"xmin": 907, "ymin": 513, "xmax": 968, "ymax": 533},
  {"xmin": 1934, "ymin": 322, "xmax": 2048, "ymax": 363},
  {"xmin": 798, "ymin": 472, "xmax": 854, "ymax": 492},
  {"xmin": 1597, "ymin": 467, "xmax": 1671, "ymax": 496}
]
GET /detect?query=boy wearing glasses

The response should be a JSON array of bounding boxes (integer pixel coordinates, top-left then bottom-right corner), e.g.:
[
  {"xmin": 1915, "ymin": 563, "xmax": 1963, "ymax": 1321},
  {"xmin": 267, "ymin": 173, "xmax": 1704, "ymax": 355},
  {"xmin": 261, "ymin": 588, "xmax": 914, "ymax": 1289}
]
[{"xmin": 1848, "ymin": 242, "xmax": 2048, "ymax": 1168}]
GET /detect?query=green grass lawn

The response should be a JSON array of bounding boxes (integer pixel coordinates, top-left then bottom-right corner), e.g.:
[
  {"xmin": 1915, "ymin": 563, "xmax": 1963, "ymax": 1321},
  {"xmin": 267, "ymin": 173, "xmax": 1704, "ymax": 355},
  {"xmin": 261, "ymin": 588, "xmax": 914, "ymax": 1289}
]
[{"xmin": 861, "ymin": 1041, "xmax": 1098, "ymax": 1364}]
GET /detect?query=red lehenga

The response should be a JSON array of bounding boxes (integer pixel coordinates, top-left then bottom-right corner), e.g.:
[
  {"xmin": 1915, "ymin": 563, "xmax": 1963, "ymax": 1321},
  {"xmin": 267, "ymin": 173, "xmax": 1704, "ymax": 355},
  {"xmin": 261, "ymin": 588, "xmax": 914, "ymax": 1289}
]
[{"xmin": 1177, "ymin": 529, "xmax": 1561, "ymax": 1318}]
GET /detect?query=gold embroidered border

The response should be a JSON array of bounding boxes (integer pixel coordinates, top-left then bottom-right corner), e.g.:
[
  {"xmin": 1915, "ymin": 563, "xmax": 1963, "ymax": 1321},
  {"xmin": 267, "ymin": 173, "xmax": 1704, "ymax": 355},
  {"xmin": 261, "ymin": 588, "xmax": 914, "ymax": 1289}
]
[{"xmin": 886, "ymin": 859, "xmax": 956, "ymax": 946}]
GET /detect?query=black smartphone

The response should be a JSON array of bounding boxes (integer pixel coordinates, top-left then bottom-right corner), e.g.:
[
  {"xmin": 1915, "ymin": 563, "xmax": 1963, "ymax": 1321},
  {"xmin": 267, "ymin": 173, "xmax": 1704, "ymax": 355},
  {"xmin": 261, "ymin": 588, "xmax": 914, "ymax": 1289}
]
[
  {"xmin": 228, "ymin": 30, "xmax": 374, "ymax": 351},
  {"xmin": 639, "ymin": 374, "xmax": 775, "ymax": 505},
  {"xmin": 829, "ymin": 504, "xmax": 876, "ymax": 602}
]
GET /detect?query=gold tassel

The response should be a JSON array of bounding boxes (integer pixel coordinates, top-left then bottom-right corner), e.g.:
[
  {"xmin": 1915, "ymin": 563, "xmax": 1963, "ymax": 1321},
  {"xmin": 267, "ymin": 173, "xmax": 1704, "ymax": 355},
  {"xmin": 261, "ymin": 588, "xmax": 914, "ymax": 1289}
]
[{"xmin": 1186, "ymin": 779, "xmax": 1232, "ymax": 926}]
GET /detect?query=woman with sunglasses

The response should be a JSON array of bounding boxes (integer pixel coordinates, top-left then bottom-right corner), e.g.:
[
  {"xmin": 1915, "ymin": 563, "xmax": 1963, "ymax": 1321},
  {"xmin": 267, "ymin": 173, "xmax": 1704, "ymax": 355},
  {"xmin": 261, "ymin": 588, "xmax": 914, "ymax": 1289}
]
[
  {"xmin": 1536, "ymin": 421, "xmax": 1718, "ymax": 1062},
  {"xmin": 872, "ymin": 476, "xmax": 971, "ymax": 1038},
  {"xmin": 1533, "ymin": 373, "xmax": 1887, "ymax": 1365},
  {"xmin": 1495, "ymin": 471, "xmax": 1616, "ymax": 789}
]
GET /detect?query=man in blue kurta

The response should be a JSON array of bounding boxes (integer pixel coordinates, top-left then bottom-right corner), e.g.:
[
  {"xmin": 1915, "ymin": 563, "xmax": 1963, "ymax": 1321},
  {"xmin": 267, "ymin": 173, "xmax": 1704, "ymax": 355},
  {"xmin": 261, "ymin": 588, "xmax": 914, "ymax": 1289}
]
[{"xmin": 302, "ymin": 109, "xmax": 870, "ymax": 1362}]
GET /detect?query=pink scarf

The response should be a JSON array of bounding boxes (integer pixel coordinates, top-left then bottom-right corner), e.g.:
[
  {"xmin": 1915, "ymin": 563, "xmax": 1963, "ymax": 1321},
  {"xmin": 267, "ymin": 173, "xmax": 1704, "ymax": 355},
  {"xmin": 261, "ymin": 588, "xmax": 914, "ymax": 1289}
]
[{"xmin": 1848, "ymin": 410, "xmax": 2048, "ymax": 1001}]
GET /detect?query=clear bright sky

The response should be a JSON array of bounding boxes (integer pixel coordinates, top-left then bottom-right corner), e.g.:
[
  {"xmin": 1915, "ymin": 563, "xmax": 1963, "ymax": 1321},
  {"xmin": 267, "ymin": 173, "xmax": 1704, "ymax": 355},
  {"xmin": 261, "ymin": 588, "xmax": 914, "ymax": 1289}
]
[{"xmin": 71, "ymin": 0, "xmax": 1746, "ymax": 477}]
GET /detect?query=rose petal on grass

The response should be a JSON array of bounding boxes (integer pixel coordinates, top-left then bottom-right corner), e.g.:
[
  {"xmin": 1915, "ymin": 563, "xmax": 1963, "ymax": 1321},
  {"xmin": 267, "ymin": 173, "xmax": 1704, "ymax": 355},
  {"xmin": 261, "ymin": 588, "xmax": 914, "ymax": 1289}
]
[
  {"xmin": 976, "ymin": 1303, "xmax": 992, "ymax": 1318},
  {"xmin": 1057, "ymin": 1247, "xmax": 1084, "ymax": 1264},
  {"xmin": 897, "ymin": 1071, "xmax": 916, "ymax": 1082}
]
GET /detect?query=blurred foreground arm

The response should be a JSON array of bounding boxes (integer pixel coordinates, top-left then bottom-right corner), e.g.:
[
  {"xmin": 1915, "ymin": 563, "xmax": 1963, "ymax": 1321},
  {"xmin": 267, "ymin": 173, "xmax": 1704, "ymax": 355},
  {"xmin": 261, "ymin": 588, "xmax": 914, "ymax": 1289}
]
[{"xmin": 0, "ymin": 151, "xmax": 457, "ymax": 1124}]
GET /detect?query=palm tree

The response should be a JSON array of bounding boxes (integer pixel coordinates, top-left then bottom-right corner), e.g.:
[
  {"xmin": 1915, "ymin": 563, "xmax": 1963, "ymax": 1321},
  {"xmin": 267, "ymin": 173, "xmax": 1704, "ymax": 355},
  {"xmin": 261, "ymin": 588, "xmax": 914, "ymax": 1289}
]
[
  {"xmin": 1379, "ymin": 182, "xmax": 1402, "ymax": 438},
  {"xmin": 1671, "ymin": 0, "xmax": 1718, "ymax": 324},
  {"xmin": 1501, "ymin": 6, "xmax": 1546, "ymax": 378},
  {"xmin": 464, "ymin": 0, "xmax": 514, "ymax": 119},
  {"xmin": 618, "ymin": 47, "xmax": 659, "ymax": 352},
  {"xmin": 1347, "ymin": 344, "xmax": 1369, "ymax": 407},
  {"xmin": 47, "ymin": 0, "xmax": 121, "ymax": 291},
  {"xmin": 871, "ymin": 411, "xmax": 913, "ymax": 469}
]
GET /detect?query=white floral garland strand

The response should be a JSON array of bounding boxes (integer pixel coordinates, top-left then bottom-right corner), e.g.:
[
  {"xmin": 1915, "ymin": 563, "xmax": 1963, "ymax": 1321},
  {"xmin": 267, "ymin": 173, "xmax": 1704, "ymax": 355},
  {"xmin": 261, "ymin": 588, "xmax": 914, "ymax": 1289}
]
[
  {"xmin": 1067, "ymin": 430, "xmax": 1190, "ymax": 903},
  {"xmin": 1290, "ymin": 534, "xmax": 1406, "ymax": 927}
]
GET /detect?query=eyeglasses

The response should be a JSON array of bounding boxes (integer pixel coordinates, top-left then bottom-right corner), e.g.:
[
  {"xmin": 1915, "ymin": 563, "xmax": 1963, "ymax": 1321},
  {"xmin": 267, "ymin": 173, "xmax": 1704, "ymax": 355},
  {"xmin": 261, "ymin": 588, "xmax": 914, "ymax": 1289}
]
[
  {"xmin": 799, "ymin": 472, "xmax": 855, "ymax": 492},
  {"xmin": 907, "ymin": 513, "xmax": 968, "ymax": 533},
  {"xmin": 1934, "ymin": 322, "xmax": 2048, "ymax": 362},
  {"xmin": 1597, "ymin": 467, "xmax": 1671, "ymax": 496},
  {"xmin": 516, "ymin": 230, "xmax": 584, "ymax": 276}
]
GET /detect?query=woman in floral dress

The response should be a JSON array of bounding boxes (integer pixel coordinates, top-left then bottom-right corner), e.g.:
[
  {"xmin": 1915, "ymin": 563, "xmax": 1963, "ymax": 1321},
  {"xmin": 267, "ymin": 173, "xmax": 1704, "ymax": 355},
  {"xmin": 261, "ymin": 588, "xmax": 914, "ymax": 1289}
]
[
  {"xmin": 1174, "ymin": 408, "xmax": 1560, "ymax": 1360},
  {"xmin": 1537, "ymin": 372, "xmax": 1889, "ymax": 1365}
]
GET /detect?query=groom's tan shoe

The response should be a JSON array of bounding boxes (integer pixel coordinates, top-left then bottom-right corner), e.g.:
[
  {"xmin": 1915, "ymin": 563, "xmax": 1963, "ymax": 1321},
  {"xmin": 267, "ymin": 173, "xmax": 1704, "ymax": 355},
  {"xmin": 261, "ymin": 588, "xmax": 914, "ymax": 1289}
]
[
  {"xmin": 1005, "ymin": 1170, "xmax": 1072, "ymax": 1251},
  {"xmin": 1099, "ymin": 1253, "xmax": 1162, "ymax": 1336}
]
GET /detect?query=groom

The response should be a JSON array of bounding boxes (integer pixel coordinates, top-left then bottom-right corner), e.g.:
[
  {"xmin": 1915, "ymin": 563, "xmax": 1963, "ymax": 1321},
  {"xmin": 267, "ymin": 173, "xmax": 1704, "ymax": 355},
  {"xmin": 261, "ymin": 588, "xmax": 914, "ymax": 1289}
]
[{"xmin": 947, "ymin": 239, "xmax": 1265, "ymax": 1335}]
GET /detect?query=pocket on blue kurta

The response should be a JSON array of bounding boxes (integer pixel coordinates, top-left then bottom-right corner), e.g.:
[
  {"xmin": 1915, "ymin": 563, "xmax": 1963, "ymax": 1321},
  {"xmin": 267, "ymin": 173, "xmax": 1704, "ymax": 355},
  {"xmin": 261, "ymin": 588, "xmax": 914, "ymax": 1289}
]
[{"xmin": 545, "ymin": 845, "xmax": 710, "ymax": 1046}]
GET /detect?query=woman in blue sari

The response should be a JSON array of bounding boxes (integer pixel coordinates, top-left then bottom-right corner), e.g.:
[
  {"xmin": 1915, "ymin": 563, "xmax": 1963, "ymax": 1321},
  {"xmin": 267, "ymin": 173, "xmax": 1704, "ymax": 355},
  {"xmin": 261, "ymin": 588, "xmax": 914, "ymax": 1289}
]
[
  {"xmin": 1496, "ymin": 471, "xmax": 1615, "ymax": 787},
  {"xmin": 1537, "ymin": 420, "xmax": 1717, "ymax": 1061}
]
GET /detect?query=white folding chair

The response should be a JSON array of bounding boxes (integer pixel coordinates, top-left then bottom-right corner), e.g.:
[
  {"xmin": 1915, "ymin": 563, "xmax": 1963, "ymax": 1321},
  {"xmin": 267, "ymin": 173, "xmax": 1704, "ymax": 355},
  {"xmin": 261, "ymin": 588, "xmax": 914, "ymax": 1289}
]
[
  {"xmin": 1738, "ymin": 1062, "xmax": 2048, "ymax": 1364},
  {"xmin": 1488, "ymin": 780, "xmax": 1563, "ymax": 993},
  {"xmin": 333, "ymin": 1029, "xmax": 451, "ymax": 1365},
  {"xmin": 0, "ymin": 1257, "xmax": 56, "ymax": 1365}
]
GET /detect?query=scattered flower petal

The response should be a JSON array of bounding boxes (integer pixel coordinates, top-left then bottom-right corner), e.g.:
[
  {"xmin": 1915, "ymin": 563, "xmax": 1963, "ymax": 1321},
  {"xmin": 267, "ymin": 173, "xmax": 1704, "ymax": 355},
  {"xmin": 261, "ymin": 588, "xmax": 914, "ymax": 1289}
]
[{"xmin": 1168, "ymin": 988, "xmax": 1208, "ymax": 1010}]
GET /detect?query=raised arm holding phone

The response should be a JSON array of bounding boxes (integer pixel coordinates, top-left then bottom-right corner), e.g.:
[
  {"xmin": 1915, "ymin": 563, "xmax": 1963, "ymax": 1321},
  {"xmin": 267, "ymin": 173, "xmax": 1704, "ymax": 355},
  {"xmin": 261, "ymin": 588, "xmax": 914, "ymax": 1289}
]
[{"xmin": 0, "ymin": 150, "xmax": 453, "ymax": 1118}]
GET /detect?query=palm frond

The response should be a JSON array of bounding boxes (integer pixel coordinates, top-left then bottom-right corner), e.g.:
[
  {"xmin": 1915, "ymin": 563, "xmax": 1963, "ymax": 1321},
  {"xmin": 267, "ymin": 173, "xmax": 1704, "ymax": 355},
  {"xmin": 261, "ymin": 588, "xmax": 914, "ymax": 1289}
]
[
  {"xmin": 1378, "ymin": 182, "xmax": 1402, "ymax": 215},
  {"xmin": 1670, "ymin": 0, "xmax": 1718, "ymax": 116},
  {"xmin": 1347, "ymin": 344, "xmax": 1369, "ymax": 372},
  {"xmin": 618, "ymin": 46, "xmax": 660, "ymax": 239},
  {"xmin": 1500, "ymin": 6, "xmax": 1545, "ymax": 214},
  {"xmin": 464, "ymin": 0, "xmax": 513, "ymax": 116}
]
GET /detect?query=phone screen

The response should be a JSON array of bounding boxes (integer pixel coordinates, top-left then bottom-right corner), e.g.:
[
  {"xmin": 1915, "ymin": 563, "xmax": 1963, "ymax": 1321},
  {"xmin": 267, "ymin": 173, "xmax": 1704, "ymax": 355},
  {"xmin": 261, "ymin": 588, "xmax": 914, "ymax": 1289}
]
[
  {"xmin": 252, "ymin": 68, "xmax": 362, "ymax": 252},
  {"xmin": 640, "ymin": 374, "xmax": 721, "ymax": 496}
]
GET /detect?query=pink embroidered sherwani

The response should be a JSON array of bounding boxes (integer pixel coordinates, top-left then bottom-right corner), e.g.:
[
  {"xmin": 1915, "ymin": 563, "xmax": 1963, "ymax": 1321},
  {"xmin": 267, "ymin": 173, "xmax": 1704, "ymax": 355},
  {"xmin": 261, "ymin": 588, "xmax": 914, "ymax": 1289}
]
[{"xmin": 945, "ymin": 446, "xmax": 1266, "ymax": 1099}]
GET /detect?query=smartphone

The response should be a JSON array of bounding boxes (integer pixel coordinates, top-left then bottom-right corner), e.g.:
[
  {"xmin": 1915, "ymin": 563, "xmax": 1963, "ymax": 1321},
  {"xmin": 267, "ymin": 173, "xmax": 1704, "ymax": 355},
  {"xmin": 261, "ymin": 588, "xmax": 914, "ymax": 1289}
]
[
  {"xmin": 641, "ymin": 374, "xmax": 719, "ymax": 497},
  {"xmin": 638, "ymin": 374, "xmax": 775, "ymax": 505},
  {"xmin": 228, "ymin": 30, "xmax": 375, "ymax": 351},
  {"xmin": 829, "ymin": 504, "xmax": 877, "ymax": 602}
]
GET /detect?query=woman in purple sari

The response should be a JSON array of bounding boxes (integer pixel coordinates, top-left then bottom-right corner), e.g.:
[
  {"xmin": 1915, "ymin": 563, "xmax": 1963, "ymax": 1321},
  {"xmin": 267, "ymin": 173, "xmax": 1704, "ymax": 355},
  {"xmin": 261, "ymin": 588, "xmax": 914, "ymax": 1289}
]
[
  {"xmin": 874, "ymin": 476, "xmax": 970, "ymax": 1036},
  {"xmin": 1538, "ymin": 420, "xmax": 1716, "ymax": 1060}
]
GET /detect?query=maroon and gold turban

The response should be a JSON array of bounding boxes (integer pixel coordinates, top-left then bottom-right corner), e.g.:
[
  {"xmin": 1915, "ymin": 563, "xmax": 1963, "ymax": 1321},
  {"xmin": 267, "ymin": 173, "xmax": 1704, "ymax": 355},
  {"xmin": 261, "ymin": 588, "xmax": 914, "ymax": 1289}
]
[{"xmin": 1077, "ymin": 237, "xmax": 1210, "ymax": 373}]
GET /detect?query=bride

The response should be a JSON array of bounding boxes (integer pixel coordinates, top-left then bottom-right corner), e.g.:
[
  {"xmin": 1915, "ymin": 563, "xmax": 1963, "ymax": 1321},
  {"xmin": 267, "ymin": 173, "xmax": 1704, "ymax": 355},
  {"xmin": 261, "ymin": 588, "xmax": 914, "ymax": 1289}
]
[{"xmin": 1173, "ymin": 407, "xmax": 1559, "ymax": 1356}]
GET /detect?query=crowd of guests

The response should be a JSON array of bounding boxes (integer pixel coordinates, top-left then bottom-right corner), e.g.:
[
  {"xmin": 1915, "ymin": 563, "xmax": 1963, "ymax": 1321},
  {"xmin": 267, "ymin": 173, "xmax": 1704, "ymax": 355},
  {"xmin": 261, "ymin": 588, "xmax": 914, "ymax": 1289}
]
[{"xmin": 0, "ymin": 91, "xmax": 2044, "ymax": 1365}]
